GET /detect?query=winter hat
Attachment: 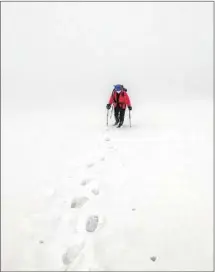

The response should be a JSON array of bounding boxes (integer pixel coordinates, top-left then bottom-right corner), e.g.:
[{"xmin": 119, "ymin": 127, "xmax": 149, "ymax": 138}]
[{"xmin": 114, "ymin": 85, "xmax": 122, "ymax": 92}]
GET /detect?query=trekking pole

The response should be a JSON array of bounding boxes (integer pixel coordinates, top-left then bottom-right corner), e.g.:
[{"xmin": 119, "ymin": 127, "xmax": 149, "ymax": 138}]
[
  {"xmin": 106, "ymin": 109, "xmax": 109, "ymax": 126},
  {"xmin": 110, "ymin": 105, "xmax": 113, "ymax": 119},
  {"xmin": 129, "ymin": 110, "xmax": 132, "ymax": 127}
]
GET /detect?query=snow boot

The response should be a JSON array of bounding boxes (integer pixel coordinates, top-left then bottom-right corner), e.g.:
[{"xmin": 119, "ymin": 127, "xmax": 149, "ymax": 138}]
[
  {"xmin": 117, "ymin": 122, "xmax": 123, "ymax": 128},
  {"xmin": 113, "ymin": 120, "xmax": 119, "ymax": 126}
]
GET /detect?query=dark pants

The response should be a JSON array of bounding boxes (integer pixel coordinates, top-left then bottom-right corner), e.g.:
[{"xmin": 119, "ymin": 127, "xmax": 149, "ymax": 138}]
[{"xmin": 114, "ymin": 106, "xmax": 125, "ymax": 124}]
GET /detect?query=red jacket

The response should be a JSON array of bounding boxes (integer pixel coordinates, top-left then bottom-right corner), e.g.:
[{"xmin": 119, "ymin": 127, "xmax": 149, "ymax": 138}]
[{"xmin": 108, "ymin": 90, "xmax": 131, "ymax": 109}]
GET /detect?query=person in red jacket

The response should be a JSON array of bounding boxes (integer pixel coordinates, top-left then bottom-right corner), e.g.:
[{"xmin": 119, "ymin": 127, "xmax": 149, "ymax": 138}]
[{"xmin": 106, "ymin": 84, "xmax": 132, "ymax": 128}]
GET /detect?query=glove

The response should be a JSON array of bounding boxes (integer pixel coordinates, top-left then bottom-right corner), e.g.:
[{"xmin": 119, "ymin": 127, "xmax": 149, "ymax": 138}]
[
  {"xmin": 106, "ymin": 104, "xmax": 111, "ymax": 110},
  {"xmin": 128, "ymin": 106, "xmax": 132, "ymax": 110}
]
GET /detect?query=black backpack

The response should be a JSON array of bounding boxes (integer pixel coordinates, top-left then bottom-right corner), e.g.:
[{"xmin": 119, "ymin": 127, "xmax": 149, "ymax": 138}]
[{"xmin": 121, "ymin": 85, "xmax": 127, "ymax": 92}]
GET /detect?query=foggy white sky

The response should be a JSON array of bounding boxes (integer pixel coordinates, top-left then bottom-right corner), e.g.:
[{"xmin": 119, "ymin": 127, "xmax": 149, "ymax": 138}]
[{"xmin": 2, "ymin": 2, "xmax": 213, "ymax": 113}]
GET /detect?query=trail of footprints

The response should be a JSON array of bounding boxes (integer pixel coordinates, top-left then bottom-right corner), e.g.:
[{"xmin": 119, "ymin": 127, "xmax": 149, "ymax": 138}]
[
  {"xmin": 62, "ymin": 128, "xmax": 116, "ymax": 270},
  {"xmin": 30, "ymin": 126, "xmax": 156, "ymax": 270}
]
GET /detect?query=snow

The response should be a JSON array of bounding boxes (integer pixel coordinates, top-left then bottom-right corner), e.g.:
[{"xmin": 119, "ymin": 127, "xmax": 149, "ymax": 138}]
[{"xmin": 2, "ymin": 2, "xmax": 213, "ymax": 271}]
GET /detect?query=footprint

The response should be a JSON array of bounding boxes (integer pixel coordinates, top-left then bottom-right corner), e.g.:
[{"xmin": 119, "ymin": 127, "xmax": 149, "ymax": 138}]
[
  {"xmin": 86, "ymin": 215, "xmax": 99, "ymax": 232},
  {"xmin": 91, "ymin": 188, "xmax": 99, "ymax": 196},
  {"xmin": 71, "ymin": 196, "xmax": 89, "ymax": 208},
  {"xmin": 100, "ymin": 156, "xmax": 105, "ymax": 162},
  {"xmin": 104, "ymin": 136, "xmax": 111, "ymax": 142},
  {"xmin": 86, "ymin": 162, "xmax": 95, "ymax": 168},
  {"xmin": 62, "ymin": 242, "xmax": 85, "ymax": 266},
  {"xmin": 80, "ymin": 177, "xmax": 94, "ymax": 186},
  {"xmin": 150, "ymin": 256, "xmax": 157, "ymax": 262}
]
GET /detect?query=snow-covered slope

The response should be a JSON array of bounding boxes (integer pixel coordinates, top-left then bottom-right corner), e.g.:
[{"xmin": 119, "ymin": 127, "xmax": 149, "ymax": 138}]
[
  {"xmin": 2, "ymin": 2, "xmax": 213, "ymax": 271},
  {"xmin": 2, "ymin": 100, "xmax": 213, "ymax": 271}
]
